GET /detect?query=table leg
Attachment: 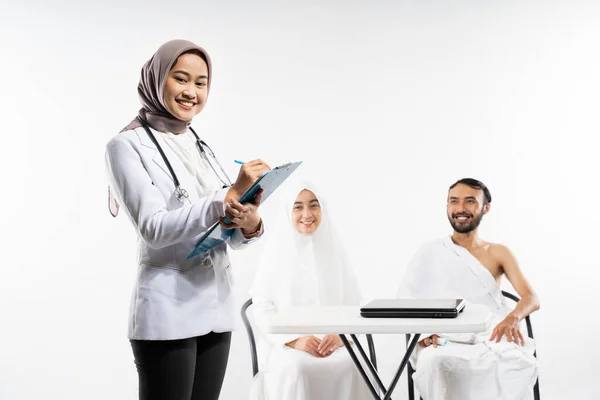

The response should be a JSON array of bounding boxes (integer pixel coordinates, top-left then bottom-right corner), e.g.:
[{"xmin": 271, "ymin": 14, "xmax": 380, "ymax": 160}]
[
  {"xmin": 382, "ymin": 333, "xmax": 421, "ymax": 400},
  {"xmin": 350, "ymin": 334, "xmax": 387, "ymax": 394},
  {"xmin": 340, "ymin": 334, "xmax": 381, "ymax": 400},
  {"xmin": 341, "ymin": 333, "xmax": 422, "ymax": 400}
]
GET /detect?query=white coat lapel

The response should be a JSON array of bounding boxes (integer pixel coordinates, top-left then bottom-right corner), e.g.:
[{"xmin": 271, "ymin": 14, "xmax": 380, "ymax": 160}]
[
  {"xmin": 136, "ymin": 126, "xmax": 179, "ymax": 184},
  {"xmin": 135, "ymin": 126, "xmax": 201, "ymax": 203}
]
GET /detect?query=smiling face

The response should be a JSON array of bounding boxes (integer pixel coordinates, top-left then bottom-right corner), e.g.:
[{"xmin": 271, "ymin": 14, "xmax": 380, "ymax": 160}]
[
  {"xmin": 162, "ymin": 52, "xmax": 209, "ymax": 122},
  {"xmin": 291, "ymin": 189, "xmax": 322, "ymax": 235},
  {"xmin": 447, "ymin": 184, "xmax": 490, "ymax": 234}
]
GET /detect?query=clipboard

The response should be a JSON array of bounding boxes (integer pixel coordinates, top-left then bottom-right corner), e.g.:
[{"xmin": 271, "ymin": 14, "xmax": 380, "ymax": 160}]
[{"xmin": 187, "ymin": 161, "xmax": 302, "ymax": 259}]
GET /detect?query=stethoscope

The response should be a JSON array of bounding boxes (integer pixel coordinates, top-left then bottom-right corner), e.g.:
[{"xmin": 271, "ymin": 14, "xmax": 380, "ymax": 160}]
[{"xmin": 138, "ymin": 116, "xmax": 232, "ymax": 202}]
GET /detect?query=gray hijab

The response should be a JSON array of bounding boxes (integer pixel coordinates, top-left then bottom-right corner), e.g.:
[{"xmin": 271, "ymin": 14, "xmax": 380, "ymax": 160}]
[
  {"xmin": 121, "ymin": 39, "xmax": 212, "ymax": 134},
  {"xmin": 109, "ymin": 39, "xmax": 211, "ymax": 217}
]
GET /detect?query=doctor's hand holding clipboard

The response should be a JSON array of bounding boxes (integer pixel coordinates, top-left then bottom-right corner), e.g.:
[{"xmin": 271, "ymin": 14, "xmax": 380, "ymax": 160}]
[
  {"xmin": 221, "ymin": 159, "xmax": 271, "ymax": 238},
  {"xmin": 187, "ymin": 160, "xmax": 303, "ymax": 258}
]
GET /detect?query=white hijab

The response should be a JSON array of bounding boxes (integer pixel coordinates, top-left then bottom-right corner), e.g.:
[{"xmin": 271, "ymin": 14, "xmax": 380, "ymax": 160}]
[{"xmin": 250, "ymin": 180, "xmax": 362, "ymax": 309}]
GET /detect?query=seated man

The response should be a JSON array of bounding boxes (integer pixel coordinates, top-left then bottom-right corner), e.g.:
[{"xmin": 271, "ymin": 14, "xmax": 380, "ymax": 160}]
[{"xmin": 397, "ymin": 178, "xmax": 540, "ymax": 400}]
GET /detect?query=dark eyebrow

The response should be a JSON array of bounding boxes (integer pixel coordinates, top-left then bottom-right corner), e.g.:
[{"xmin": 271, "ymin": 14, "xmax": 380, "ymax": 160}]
[
  {"xmin": 309, "ymin": 199, "xmax": 319, "ymax": 204},
  {"xmin": 448, "ymin": 196, "xmax": 477, "ymax": 201},
  {"xmin": 172, "ymin": 70, "xmax": 208, "ymax": 80}
]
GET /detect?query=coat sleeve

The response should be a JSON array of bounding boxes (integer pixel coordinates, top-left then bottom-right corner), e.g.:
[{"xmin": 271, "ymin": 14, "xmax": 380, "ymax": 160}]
[
  {"xmin": 105, "ymin": 135, "xmax": 228, "ymax": 249},
  {"xmin": 228, "ymin": 220, "xmax": 265, "ymax": 250}
]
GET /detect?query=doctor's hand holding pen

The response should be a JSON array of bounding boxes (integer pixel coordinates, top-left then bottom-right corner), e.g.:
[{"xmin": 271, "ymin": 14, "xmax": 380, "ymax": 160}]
[{"xmin": 226, "ymin": 159, "xmax": 271, "ymax": 202}]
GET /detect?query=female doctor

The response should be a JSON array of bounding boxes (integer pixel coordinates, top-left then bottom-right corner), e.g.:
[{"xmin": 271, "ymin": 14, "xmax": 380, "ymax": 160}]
[{"xmin": 105, "ymin": 39, "xmax": 269, "ymax": 400}]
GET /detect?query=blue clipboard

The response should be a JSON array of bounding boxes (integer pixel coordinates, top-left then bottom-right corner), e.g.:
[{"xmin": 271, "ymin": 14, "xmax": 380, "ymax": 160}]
[{"xmin": 187, "ymin": 161, "xmax": 302, "ymax": 259}]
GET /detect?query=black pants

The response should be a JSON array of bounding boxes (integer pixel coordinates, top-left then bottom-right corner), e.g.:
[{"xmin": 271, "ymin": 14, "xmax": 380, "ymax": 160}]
[{"xmin": 130, "ymin": 331, "xmax": 232, "ymax": 400}]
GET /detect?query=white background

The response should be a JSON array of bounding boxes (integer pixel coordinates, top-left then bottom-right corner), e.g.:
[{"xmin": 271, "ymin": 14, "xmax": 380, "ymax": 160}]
[{"xmin": 1, "ymin": 1, "xmax": 598, "ymax": 399}]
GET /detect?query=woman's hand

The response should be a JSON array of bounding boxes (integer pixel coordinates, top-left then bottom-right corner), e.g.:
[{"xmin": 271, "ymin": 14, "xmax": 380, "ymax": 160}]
[
  {"xmin": 286, "ymin": 336, "xmax": 324, "ymax": 358},
  {"xmin": 219, "ymin": 190, "xmax": 263, "ymax": 235},
  {"xmin": 489, "ymin": 313, "xmax": 525, "ymax": 346},
  {"xmin": 225, "ymin": 159, "xmax": 271, "ymax": 203},
  {"xmin": 317, "ymin": 334, "xmax": 344, "ymax": 357}
]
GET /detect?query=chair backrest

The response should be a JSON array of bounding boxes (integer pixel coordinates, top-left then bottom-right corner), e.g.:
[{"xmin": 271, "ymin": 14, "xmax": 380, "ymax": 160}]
[
  {"xmin": 501, "ymin": 290, "xmax": 535, "ymax": 340},
  {"xmin": 240, "ymin": 299, "xmax": 259, "ymax": 377},
  {"xmin": 501, "ymin": 290, "xmax": 540, "ymax": 400}
]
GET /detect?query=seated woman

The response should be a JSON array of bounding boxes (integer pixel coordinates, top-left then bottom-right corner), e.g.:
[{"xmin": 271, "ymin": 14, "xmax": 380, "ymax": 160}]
[{"xmin": 249, "ymin": 180, "xmax": 373, "ymax": 400}]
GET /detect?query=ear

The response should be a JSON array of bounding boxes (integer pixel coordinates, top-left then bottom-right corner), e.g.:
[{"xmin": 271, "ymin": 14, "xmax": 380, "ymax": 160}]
[{"xmin": 483, "ymin": 203, "xmax": 491, "ymax": 215}]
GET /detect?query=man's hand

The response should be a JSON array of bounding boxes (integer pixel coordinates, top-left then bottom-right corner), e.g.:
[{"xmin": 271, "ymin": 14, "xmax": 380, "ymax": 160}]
[
  {"xmin": 317, "ymin": 334, "xmax": 344, "ymax": 357},
  {"xmin": 419, "ymin": 334, "xmax": 440, "ymax": 348},
  {"xmin": 489, "ymin": 313, "xmax": 525, "ymax": 346},
  {"xmin": 286, "ymin": 336, "xmax": 323, "ymax": 358}
]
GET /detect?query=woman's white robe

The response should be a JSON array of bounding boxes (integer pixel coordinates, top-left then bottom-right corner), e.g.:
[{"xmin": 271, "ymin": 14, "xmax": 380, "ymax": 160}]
[{"xmin": 249, "ymin": 180, "xmax": 374, "ymax": 400}]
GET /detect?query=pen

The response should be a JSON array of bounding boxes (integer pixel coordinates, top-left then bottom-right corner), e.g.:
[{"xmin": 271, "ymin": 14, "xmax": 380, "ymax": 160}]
[{"xmin": 234, "ymin": 160, "xmax": 245, "ymax": 165}]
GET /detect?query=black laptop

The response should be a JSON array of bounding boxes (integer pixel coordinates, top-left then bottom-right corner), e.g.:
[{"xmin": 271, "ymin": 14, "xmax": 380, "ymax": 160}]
[{"xmin": 360, "ymin": 299, "xmax": 466, "ymax": 318}]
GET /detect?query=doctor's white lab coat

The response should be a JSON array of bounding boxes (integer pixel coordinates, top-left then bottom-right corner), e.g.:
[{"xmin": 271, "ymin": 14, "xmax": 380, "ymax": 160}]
[{"xmin": 105, "ymin": 126, "xmax": 258, "ymax": 341}]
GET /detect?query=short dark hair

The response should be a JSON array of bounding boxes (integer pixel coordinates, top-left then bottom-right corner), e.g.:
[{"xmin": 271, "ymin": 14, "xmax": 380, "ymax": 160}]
[{"xmin": 449, "ymin": 178, "xmax": 492, "ymax": 205}]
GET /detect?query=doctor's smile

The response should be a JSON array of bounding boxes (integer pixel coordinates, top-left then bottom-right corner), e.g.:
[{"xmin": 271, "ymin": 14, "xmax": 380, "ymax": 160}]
[{"xmin": 176, "ymin": 99, "xmax": 197, "ymax": 109}]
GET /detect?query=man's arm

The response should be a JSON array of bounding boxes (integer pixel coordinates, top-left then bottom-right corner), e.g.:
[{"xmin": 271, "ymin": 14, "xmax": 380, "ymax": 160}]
[
  {"xmin": 495, "ymin": 244, "xmax": 541, "ymax": 320},
  {"xmin": 489, "ymin": 244, "xmax": 540, "ymax": 345}
]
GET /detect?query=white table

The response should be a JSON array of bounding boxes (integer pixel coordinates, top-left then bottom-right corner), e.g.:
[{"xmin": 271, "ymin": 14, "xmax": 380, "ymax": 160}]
[{"xmin": 260, "ymin": 304, "xmax": 492, "ymax": 400}]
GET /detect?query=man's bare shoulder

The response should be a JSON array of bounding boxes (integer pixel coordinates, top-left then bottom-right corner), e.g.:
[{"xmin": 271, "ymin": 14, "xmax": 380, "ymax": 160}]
[{"xmin": 488, "ymin": 242, "xmax": 518, "ymax": 264}]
